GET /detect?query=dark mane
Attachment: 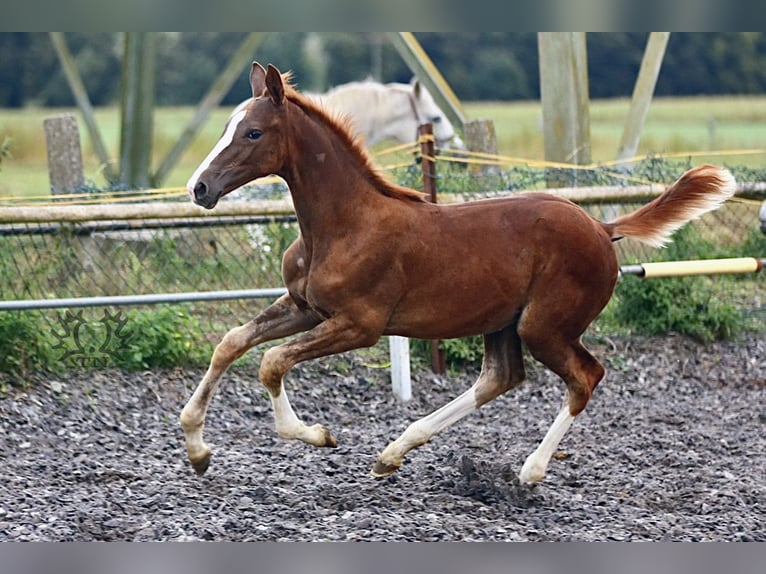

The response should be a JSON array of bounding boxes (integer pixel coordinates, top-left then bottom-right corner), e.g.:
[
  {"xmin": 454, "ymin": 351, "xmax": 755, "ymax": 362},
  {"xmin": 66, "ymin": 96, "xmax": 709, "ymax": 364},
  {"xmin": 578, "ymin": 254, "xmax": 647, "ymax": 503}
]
[{"xmin": 282, "ymin": 78, "xmax": 427, "ymax": 203}]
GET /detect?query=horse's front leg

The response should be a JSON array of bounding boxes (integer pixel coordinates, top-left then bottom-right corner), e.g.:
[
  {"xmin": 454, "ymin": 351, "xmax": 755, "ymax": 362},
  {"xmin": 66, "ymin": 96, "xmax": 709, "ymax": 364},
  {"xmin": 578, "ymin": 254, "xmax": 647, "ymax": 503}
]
[
  {"xmin": 180, "ymin": 294, "xmax": 320, "ymax": 476},
  {"xmin": 258, "ymin": 315, "xmax": 380, "ymax": 448}
]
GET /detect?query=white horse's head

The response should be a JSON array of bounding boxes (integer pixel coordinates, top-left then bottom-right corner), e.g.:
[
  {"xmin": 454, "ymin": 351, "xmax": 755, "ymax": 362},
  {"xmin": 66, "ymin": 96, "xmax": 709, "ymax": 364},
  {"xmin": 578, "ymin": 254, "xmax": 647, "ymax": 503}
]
[
  {"xmin": 229, "ymin": 78, "xmax": 466, "ymax": 152},
  {"xmin": 408, "ymin": 78, "xmax": 465, "ymax": 150}
]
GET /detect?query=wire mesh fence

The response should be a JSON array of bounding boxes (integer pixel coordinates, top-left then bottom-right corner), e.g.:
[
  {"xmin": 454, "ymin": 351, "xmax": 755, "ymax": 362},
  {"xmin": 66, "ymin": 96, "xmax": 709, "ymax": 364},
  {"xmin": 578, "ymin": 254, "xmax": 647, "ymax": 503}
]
[
  {"xmin": 0, "ymin": 213, "xmax": 299, "ymax": 351},
  {"xmin": 0, "ymin": 150, "xmax": 764, "ymax": 372},
  {"xmin": 393, "ymin": 152, "xmax": 766, "ymax": 337}
]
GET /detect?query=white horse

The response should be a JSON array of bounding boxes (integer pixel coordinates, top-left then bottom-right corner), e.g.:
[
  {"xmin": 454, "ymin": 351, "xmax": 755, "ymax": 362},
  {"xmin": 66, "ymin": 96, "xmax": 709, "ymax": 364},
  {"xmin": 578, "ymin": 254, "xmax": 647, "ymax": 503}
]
[{"xmin": 232, "ymin": 78, "xmax": 465, "ymax": 150}]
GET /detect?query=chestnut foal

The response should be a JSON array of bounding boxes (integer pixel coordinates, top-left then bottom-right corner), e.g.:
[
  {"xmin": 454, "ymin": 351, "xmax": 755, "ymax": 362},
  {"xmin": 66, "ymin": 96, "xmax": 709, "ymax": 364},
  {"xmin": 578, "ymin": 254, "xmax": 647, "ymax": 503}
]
[{"xmin": 180, "ymin": 62, "xmax": 735, "ymax": 484}]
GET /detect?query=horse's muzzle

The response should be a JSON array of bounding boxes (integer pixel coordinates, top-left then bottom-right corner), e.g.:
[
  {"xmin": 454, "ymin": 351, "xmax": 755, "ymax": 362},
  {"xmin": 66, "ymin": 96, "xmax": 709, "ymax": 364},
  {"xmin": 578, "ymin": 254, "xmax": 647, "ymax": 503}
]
[{"xmin": 191, "ymin": 181, "xmax": 219, "ymax": 210}]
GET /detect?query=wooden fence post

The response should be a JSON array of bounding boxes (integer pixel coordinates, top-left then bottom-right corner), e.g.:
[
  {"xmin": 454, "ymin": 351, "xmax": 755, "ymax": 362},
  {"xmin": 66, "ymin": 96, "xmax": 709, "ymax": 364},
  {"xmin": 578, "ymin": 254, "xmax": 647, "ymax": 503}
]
[
  {"xmin": 419, "ymin": 123, "xmax": 446, "ymax": 374},
  {"xmin": 538, "ymin": 32, "xmax": 592, "ymax": 187},
  {"xmin": 44, "ymin": 113, "xmax": 85, "ymax": 196},
  {"xmin": 120, "ymin": 32, "xmax": 156, "ymax": 189},
  {"xmin": 616, "ymin": 32, "xmax": 670, "ymax": 164},
  {"xmin": 463, "ymin": 118, "xmax": 499, "ymax": 174},
  {"xmin": 49, "ymin": 32, "xmax": 116, "ymax": 184}
]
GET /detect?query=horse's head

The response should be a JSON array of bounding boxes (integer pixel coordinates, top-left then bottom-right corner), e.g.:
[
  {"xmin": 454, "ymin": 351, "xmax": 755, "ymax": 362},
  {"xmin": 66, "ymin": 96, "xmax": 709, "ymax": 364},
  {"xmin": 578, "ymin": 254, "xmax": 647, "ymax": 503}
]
[
  {"xmin": 410, "ymin": 79, "xmax": 465, "ymax": 151},
  {"xmin": 187, "ymin": 62, "xmax": 288, "ymax": 209},
  {"xmin": 760, "ymin": 200, "xmax": 766, "ymax": 234}
]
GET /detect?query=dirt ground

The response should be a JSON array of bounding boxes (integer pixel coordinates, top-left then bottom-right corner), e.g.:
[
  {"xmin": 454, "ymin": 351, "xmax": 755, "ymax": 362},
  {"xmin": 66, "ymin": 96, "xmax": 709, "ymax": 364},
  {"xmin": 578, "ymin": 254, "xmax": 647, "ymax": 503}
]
[{"xmin": 1, "ymin": 332, "xmax": 763, "ymax": 541}]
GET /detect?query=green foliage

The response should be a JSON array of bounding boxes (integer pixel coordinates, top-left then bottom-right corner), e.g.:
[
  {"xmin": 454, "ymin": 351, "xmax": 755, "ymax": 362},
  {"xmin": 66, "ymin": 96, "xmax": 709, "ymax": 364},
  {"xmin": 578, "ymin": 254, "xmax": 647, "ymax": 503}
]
[
  {"xmin": 6, "ymin": 33, "xmax": 766, "ymax": 107},
  {"xmin": 257, "ymin": 220, "xmax": 299, "ymax": 257},
  {"xmin": 611, "ymin": 275, "xmax": 745, "ymax": 342},
  {"xmin": 739, "ymin": 227, "xmax": 766, "ymax": 258},
  {"xmin": 395, "ymin": 157, "xmax": 766, "ymax": 199},
  {"xmin": 109, "ymin": 306, "xmax": 209, "ymax": 369},
  {"xmin": 0, "ymin": 311, "xmax": 57, "ymax": 378},
  {"xmin": 607, "ymin": 225, "xmax": 755, "ymax": 343},
  {"xmin": 0, "ymin": 306, "xmax": 210, "ymax": 379},
  {"xmin": 411, "ymin": 336, "xmax": 484, "ymax": 370},
  {"xmin": 661, "ymin": 221, "xmax": 724, "ymax": 261}
]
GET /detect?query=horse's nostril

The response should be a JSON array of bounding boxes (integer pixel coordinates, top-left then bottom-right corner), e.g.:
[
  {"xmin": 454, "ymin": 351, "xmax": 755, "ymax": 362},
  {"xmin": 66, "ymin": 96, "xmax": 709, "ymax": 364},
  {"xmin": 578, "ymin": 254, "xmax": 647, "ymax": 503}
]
[{"xmin": 194, "ymin": 181, "xmax": 208, "ymax": 199}]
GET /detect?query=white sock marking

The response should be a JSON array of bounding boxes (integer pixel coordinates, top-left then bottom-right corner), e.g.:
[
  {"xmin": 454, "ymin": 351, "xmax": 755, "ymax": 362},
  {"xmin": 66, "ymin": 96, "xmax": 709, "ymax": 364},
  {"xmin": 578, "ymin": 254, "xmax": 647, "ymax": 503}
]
[
  {"xmin": 271, "ymin": 390, "xmax": 304, "ymax": 438},
  {"xmin": 519, "ymin": 404, "xmax": 574, "ymax": 484},
  {"xmin": 378, "ymin": 384, "xmax": 479, "ymax": 468}
]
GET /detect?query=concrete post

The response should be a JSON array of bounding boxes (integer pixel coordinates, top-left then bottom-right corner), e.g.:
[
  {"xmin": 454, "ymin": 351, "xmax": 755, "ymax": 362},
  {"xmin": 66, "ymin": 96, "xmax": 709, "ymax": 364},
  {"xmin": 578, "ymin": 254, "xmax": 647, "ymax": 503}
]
[{"xmin": 44, "ymin": 113, "xmax": 85, "ymax": 196}]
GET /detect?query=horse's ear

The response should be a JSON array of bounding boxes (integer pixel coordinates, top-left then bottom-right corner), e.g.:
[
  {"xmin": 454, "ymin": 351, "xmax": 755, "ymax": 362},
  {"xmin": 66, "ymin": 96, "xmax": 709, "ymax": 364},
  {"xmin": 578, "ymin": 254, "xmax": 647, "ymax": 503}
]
[
  {"xmin": 265, "ymin": 64, "xmax": 286, "ymax": 105},
  {"xmin": 412, "ymin": 78, "xmax": 422, "ymax": 100},
  {"xmin": 250, "ymin": 62, "xmax": 267, "ymax": 97}
]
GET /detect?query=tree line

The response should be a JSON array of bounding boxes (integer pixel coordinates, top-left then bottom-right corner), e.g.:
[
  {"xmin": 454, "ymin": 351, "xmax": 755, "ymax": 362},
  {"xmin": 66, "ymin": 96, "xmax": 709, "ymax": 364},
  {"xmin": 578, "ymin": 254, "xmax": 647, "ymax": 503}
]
[{"xmin": 1, "ymin": 32, "xmax": 766, "ymax": 108}]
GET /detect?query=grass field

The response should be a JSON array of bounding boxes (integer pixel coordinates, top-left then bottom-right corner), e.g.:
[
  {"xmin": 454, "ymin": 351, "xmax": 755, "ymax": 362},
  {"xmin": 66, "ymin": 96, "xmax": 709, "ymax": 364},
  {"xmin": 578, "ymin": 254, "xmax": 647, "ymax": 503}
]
[{"xmin": 1, "ymin": 95, "xmax": 766, "ymax": 198}]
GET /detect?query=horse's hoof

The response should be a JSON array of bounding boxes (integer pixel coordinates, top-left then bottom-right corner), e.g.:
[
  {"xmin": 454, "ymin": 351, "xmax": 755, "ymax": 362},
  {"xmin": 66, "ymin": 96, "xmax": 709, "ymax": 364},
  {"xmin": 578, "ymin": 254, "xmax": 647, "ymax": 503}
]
[
  {"xmin": 321, "ymin": 427, "xmax": 338, "ymax": 448},
  {"xmin": 518, "ymin": 466, "xmax": 545, "ymax": 485},
  {"xmin": 308, "ymin": 424, "xmax": 337, "ymax": 447},
  {"xmin": 370, "ymin": 459, "xmax": 400, "ymax": 478},
  {"xmin": 190, "ymin": 453, "xmax": 211, "ymax": 476}
]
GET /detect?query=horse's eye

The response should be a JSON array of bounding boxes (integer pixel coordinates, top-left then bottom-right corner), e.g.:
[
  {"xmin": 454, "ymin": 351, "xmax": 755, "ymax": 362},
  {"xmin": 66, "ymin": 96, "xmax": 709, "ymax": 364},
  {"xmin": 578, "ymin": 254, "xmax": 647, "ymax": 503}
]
[
  {"xmin": 246, "ymin": 129, "xmax": 262, "ymax": 140},
  {"xmin": 431, "ymin": 116, "xmax": 442, "ymax": 124}
]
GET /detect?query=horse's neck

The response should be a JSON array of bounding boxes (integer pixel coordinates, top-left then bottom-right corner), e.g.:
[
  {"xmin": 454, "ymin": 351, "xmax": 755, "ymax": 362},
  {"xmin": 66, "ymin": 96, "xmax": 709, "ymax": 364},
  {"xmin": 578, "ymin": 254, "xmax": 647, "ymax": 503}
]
[{"xmin": 279, "ymin": 106, "xmax": 384, "ymax": 238}]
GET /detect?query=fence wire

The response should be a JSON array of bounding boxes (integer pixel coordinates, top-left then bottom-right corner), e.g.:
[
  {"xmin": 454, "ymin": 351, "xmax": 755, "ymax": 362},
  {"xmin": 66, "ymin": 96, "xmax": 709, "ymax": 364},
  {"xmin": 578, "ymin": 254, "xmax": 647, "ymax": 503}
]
[
  {"xmin": 391, "ymin": 152, "xmax": 766, "ymax": 330},
  {"xmin": 0, "ymin": 153, "xmax": 763, "ymax": 369}
]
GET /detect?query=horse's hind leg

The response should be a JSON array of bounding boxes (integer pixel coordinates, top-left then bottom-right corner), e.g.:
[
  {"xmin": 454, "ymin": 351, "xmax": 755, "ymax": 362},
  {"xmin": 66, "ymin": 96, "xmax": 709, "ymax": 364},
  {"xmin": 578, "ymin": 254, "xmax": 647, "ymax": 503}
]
[
  {"xmin": 372, "ymin": 324, "xmax": 526, "ymax": 477},
  {"xmin": 517, "ymin": 332, "xmax": 605, "ymax": 484},
  {"xmin": 180, "ymin": 294, "xmax": 320, "ymax": 476}
]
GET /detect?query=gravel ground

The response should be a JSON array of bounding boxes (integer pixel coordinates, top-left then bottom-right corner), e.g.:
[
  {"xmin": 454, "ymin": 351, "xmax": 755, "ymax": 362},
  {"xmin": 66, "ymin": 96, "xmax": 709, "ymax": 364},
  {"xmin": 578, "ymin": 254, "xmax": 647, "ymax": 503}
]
[{"xmin": 1, "ymin": 333, "xmax": 764, "ymax": 541}]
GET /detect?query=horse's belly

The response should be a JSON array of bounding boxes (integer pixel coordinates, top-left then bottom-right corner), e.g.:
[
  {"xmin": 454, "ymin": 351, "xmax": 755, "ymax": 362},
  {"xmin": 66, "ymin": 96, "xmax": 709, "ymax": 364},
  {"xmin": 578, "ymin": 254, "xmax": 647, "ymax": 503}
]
[{"xmin": 384, "ymin": 273, "xmax": 528, "ymax": 339}]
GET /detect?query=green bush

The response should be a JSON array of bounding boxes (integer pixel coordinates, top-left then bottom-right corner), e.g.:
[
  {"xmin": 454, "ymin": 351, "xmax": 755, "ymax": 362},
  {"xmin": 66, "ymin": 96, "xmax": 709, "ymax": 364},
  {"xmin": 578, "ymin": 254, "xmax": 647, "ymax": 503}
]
[
  {"xmin": 411, "ymin": 336, "xmax": 484, "ymax": 370},
  {"xmin": 611, "ymin": 275, "xmax": 744, "ymax": 342},
  {"xmin": 739, "ymin": 228, "xmax": 766, "ymax": 260},
  {"xmin": 109, "ymin": 306, "xmax": 210, "ymax": 369},
  {"xmin": 0, "ymin": 306, "xmax": 211, "ymax": 379},
  {"xmin": 607, "ymin": 223, "xmax": 757, "ymax": 342},
  {"xmin": 0, "ymin": 311, "xmax": 57, "ymax": 378}
]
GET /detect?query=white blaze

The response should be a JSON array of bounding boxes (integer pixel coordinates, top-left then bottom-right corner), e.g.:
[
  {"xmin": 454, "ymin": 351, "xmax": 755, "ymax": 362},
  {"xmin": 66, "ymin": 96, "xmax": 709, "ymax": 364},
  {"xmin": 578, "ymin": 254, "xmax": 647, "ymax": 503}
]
[{"xmin": 186, "ymin": 109, "xmax": 248, "ymax": 196}]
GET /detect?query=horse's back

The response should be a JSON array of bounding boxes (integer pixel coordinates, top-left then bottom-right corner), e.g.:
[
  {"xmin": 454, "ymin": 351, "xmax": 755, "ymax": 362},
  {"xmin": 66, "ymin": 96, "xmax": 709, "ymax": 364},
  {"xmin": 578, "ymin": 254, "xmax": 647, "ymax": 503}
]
[
  {"xmin": 440, "ymin": 192, "xmax": 611, "ymax": 246},
  {"xmin": 383, "ymin": 193, "xmax": 619, "ymax": 339},
  {"xmin": 322, "ymin": 82, "xmax": 391, "ymax": 118}
]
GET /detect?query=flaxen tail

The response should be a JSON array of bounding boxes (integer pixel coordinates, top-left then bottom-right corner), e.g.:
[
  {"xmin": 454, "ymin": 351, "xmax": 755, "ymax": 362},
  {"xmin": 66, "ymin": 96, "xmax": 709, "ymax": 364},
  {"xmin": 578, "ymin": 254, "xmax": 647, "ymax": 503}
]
[{"xmin": 607, "ymin": 164, "xmax": 736, "ymax": 247}]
